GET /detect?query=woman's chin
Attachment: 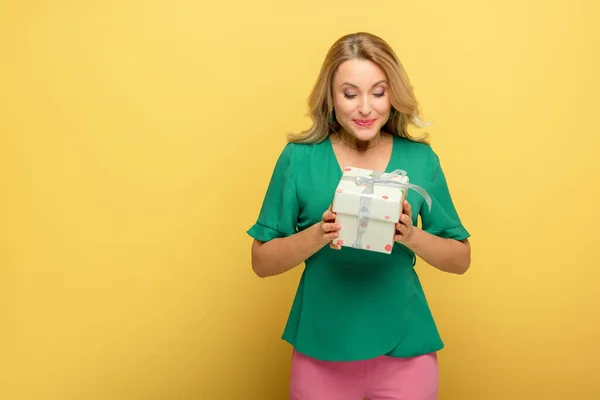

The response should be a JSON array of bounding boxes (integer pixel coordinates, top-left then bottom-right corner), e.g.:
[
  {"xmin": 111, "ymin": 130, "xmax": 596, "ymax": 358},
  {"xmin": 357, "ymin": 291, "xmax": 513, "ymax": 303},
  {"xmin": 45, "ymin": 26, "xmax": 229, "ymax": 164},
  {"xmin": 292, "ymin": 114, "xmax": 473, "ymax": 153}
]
[{"xmin": 348, "ymin": 127, "xmax": 381, "ymax": 143}]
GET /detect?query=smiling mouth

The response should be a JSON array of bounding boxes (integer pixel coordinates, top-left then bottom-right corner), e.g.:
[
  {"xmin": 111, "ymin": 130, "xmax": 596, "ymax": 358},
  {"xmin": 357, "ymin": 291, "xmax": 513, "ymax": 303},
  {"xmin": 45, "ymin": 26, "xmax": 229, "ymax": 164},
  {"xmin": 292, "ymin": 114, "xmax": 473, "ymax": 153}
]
[{"xmin": 353, "ymin": 119, "xmax": 376, "ymax": 127}]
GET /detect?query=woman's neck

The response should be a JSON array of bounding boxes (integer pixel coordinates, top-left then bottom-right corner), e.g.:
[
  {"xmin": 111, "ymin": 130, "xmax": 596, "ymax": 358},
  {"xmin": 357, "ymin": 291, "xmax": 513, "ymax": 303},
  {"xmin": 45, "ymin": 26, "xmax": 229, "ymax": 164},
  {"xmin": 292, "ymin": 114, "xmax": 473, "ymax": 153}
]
[{"xmin": 336, "ymin": 129, "xmax": 383, "ymax": 151}]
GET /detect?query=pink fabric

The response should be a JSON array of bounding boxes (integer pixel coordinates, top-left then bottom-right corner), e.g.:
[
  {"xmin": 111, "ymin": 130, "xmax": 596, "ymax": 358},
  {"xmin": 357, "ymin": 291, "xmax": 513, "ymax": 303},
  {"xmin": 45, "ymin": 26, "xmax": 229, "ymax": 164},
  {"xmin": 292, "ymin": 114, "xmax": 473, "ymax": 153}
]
[{"xmin": 289, "ymin": 350, "xmax": 438, "ymax": 400}]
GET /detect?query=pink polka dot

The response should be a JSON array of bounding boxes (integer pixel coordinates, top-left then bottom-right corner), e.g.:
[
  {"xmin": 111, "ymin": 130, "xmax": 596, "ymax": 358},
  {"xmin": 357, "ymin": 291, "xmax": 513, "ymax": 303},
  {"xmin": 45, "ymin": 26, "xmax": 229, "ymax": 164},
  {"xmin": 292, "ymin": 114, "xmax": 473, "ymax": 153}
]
[
  {"xmin": 385, "ymin": 244, "xmax": 392, "ymax": 252},
  {"xmin": 337, "ymin": 240, "xmax": 344, "ymax": 245},
  {"xmin": 384, "ymin": 216, "xmax": 390, "ymax": 220},
  {"xmin": 336, "ymin": 188, "xmax": 342, "ymax": 193},
  {"xmin": 344, "ymin": 168, "xmax": 352, "ymax": 171},
  {"xmin": 382, "ymin": 195, "xmax": 389, "ymax": 200},
  {"xmin": 366, "ymin": 245, "xmax": 371, "ymax": 249}
]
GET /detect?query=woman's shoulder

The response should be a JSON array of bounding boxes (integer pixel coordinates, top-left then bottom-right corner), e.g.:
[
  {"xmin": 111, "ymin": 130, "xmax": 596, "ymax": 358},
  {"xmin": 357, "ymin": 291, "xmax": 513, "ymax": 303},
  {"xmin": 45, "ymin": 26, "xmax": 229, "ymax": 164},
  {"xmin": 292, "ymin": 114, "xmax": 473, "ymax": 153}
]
[
  {"xmin": 394, "ymin": 135, "xmax": 434, "ymax": 159},
  {"xmin": 281, "ymin": 137, "xmax": 331, "ymax": 158},
  {"xmin": 268, "ymin": 138, "xmax": 330, "ymax": 173}
]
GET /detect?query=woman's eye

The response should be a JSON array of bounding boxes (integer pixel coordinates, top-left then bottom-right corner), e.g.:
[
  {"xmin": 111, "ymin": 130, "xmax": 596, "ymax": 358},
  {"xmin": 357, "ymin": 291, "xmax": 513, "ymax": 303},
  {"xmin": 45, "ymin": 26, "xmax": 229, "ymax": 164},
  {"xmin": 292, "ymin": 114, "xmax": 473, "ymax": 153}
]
[
  {"xmin": 344, "ymin": 94, "xmax": 357, "ymax": 99},
  {"xmin": 374, "ymin": 92, "xmax": 385, "ymax": 98}
]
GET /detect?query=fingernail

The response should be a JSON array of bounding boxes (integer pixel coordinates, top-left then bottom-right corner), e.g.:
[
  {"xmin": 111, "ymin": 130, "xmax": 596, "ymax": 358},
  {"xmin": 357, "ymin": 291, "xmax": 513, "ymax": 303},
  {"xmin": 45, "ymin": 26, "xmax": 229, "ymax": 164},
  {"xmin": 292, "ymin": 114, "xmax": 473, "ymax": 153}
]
[{"xmin": 336, "ymin": 225, "xmax": 341, "ymax": 229}]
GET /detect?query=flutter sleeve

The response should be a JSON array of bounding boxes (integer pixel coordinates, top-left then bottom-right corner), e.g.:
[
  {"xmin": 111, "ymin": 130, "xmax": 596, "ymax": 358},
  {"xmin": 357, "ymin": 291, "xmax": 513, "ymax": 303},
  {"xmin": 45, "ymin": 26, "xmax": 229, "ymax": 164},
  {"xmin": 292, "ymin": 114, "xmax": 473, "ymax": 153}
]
[
  {"xmin": 420, "ymin": 147, "xmax": 470, "ymax": 241},
  {"xmin": 247, "ymin": 143, "xmax": 299, "ymax": 242}
]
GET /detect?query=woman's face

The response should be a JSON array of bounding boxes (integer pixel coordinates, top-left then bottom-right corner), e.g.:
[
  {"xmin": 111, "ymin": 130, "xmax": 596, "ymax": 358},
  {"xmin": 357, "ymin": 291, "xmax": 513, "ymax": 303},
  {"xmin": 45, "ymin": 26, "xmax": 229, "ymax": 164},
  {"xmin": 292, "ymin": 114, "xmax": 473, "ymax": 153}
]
[{"xmin": 332, "ymin": 59, "xmax": 392, "ymax": 142}]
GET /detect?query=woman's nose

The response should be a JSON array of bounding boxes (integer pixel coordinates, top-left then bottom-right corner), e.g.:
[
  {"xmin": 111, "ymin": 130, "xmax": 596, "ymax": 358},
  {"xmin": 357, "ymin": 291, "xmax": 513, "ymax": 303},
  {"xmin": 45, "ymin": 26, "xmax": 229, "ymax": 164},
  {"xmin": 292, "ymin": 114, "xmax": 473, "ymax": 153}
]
[{"xmin": 359, "ymin": 97, "xmax": 372, "ymax": 115}]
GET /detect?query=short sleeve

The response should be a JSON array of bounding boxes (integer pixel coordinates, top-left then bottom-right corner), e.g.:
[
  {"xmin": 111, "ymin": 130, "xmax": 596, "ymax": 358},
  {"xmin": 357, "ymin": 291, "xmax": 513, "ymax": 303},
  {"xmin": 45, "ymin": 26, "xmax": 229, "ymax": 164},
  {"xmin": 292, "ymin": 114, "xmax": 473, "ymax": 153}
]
[
  {"xmin": 247, "ymin": 143, "xmax": 299, "ymax": 242},
  {"xmin": 420, "ymin": 147, "xmax": 470, "ymax": 241}
]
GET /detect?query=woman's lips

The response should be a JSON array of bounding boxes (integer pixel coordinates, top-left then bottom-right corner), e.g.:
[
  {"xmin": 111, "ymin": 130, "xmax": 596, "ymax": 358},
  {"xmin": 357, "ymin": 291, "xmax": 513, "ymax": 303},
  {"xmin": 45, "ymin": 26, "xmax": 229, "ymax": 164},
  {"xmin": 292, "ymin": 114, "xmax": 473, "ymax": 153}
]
[{"xmin": 353, "ymin": 119, "xmax": 376, "ymax": 127}]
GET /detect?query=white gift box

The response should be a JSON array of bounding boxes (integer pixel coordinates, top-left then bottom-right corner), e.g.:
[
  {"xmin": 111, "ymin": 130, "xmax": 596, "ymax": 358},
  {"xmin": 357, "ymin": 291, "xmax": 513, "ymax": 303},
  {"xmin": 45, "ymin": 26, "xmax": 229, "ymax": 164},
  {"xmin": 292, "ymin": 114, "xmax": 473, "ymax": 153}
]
[{"xmin": 331, "ymin": 167, "xmax": 430, "ymax": 255}]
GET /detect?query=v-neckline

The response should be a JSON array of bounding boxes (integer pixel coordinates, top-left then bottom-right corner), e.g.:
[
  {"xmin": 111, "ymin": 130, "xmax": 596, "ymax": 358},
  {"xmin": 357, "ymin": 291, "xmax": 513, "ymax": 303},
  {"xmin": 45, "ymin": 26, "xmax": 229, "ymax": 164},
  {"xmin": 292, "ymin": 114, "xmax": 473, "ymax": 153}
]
[{"xmin": 327, "ymin": 134, "xmax": 396, "ymax": 177}]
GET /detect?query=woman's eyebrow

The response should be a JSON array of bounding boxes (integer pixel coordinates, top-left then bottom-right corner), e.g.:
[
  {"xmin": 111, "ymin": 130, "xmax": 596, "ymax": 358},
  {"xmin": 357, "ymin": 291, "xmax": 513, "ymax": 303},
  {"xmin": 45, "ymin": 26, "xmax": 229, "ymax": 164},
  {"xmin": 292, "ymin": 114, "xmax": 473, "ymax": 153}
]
[{"xmin": 340, "ymin": 80, "xmax": 388, "ymax": 89}]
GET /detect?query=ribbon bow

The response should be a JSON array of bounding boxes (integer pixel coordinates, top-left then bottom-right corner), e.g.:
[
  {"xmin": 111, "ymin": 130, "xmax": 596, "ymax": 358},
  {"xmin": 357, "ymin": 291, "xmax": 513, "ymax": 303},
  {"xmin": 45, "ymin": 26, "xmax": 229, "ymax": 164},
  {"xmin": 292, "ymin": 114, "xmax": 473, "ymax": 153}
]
[{"xmin": 345, "ymin": 169, "xmax": 432, "ymax": 211}]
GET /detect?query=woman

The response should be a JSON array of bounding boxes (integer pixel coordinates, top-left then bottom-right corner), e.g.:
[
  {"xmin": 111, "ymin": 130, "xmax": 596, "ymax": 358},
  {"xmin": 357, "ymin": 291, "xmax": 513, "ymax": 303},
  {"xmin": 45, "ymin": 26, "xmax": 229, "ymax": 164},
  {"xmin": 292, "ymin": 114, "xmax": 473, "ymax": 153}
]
[{"xmin": 247, "ymin": 32, "xmax": 471, "ymax": 400}]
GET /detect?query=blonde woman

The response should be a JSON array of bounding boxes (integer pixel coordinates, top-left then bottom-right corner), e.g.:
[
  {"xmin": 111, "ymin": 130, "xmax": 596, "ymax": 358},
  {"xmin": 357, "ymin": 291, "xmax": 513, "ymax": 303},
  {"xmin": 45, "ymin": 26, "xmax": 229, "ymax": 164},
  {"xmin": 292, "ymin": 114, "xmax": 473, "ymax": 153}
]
[{"xmin": 247, "ymin": 32, "xmax": 471, "ymax": 400}]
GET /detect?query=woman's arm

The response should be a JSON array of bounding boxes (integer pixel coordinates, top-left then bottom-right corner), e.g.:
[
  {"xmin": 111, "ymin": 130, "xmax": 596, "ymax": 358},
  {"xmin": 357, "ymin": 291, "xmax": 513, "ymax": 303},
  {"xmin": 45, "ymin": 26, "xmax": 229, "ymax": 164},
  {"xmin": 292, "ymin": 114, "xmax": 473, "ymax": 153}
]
[
  {"xmin": 396, "ymin": 200, "xmax": 471, "ymax": 275},
  {"xmin": 404, "ymin": 229, "xmax": 471, "ymax": 274},
  {"xmin": 251, "ymin": 223, "xmax": 325, "ymax": 278},
  {"xmin": 251, "ymin": 206, "xmax": 340, "ymax": 278}
]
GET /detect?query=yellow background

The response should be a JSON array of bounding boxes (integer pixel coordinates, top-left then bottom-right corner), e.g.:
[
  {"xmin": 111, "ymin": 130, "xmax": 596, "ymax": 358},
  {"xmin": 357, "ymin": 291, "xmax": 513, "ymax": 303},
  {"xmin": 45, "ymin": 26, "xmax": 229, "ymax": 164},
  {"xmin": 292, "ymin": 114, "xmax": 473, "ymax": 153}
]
[{"xmin": 1, "ymin": 0, "xmax": 598, "ymax": 399}]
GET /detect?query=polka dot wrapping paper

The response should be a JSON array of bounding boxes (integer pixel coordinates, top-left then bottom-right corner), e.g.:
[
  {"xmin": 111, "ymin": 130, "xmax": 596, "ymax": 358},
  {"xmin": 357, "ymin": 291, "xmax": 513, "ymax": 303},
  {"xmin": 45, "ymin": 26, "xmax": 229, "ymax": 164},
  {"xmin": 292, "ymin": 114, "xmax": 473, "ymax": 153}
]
[{"xmin": 331, "ymin": 166, "xmax": 426, "ymax": 254}]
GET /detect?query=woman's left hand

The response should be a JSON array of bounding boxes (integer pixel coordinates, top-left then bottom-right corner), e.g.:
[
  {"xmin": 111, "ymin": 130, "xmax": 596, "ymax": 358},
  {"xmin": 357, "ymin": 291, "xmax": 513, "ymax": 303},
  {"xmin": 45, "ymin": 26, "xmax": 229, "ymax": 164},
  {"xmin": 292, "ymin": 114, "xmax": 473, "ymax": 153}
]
[{"xmin": 395, "ymin": 200, "xmax": 415, "ymax": 244}]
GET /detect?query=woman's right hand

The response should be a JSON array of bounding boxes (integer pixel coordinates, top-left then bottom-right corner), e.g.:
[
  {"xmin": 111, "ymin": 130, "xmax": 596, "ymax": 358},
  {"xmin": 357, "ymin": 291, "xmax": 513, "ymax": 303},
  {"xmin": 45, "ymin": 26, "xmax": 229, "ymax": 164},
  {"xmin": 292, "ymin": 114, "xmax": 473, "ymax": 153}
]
[{"xmin": 319, "ymin": 204, "xmax": 342, "ymax": 250}]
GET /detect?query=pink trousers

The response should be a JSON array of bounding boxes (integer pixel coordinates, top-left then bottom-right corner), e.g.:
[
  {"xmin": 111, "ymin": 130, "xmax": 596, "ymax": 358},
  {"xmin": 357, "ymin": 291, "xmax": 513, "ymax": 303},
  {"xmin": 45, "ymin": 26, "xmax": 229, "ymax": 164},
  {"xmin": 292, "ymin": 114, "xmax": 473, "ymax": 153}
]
[{"xmin": 289, "ymin": 350, "xmax": 438, "ymax": 400}]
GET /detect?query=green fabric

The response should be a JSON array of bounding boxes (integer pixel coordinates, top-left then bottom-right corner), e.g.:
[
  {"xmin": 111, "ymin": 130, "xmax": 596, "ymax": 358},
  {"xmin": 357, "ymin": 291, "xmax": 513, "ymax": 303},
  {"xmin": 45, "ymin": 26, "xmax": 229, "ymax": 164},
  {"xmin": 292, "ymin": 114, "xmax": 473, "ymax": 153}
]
[{"xmin": 247, "ymin": 135, "xmax": 470, "ymax": 362}]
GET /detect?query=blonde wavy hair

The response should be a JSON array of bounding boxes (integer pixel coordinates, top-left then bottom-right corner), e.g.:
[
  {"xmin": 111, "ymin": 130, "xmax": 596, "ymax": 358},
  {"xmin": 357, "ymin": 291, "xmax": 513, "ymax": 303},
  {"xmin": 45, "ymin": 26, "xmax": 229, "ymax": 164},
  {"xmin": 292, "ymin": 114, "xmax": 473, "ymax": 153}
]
[{"xmin": 288, "ymin": 32, "xmax": 430, "ymax": 144}]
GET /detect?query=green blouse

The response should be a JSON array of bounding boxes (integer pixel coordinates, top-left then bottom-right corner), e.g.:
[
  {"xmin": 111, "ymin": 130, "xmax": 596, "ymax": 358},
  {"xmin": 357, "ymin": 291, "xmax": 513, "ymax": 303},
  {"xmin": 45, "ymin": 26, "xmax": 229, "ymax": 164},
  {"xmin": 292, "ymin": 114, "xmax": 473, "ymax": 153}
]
[{"xmin": 247, "ymin": 134, "xmax": 470, "ymax": 362}]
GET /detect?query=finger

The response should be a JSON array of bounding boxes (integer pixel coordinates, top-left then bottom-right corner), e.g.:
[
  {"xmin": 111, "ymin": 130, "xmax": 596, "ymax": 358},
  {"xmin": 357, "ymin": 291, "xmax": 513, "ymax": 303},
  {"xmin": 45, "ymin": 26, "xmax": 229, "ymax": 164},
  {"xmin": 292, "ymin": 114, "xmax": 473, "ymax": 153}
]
[
  {"xmin": 401, "ymin": 211, "xmax": 413, "ymax": 227},
  {"xmin": 395, "ymin": 222, "xmax": 403, "ymax": 233},
  {"xmin": 329, "ymin": 242, "xmax": 342, "ymax": 250},
  {"xmin": 323, "ymin": 211, "xmax": 336, "ymax": 222},
  {"xmin": 323, "ymin": 206, "xmax": 337, "ymax": 220},
  {"xmin": 395, "ymin": 222, "xmax": 409, "ymax": 235},
  {"xmin": 322, "ymin": 222, "xmax": 341, "ymax": 233},
  {"xmin": 403, "ymin": 200, "xmax": 412, "ymax": 218},
  {"xmin": 397, "ymin": 214, "xmax": 408, "ymax": 227},
  {"xmin": 327, "ymin": 203, "xmax": 334, "ymax": 215},
  {"xmin": 325, "ymin": 233, "xmax": 339, "ymax": 242},
  {"xmin": 394, "ymin": 224, "xmax": 407, "ymax": 241}
]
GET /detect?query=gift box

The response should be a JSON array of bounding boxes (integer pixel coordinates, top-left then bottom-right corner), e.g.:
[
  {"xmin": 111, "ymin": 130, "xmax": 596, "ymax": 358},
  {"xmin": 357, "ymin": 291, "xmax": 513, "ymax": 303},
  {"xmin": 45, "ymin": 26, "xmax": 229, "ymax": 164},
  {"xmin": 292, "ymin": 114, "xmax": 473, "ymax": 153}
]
[{"xmin": 331, "ymin": 167, "xmax": 431, "ymax": 254}]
